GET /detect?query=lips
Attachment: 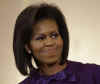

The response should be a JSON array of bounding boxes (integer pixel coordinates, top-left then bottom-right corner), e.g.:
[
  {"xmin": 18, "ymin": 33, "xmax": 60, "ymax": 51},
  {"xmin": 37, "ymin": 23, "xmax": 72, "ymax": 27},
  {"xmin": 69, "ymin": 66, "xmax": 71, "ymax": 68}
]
[{"xmin": 42, "ymin": 47, "xmax": 57, "ymax": 53}]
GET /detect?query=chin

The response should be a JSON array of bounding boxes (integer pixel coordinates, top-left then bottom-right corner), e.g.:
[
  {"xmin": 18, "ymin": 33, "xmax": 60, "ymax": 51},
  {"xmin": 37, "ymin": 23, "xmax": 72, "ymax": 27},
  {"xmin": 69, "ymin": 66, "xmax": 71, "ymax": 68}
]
[{"xmin": 43, "ymin": 57, "xmax": 61, "ymax": 65}]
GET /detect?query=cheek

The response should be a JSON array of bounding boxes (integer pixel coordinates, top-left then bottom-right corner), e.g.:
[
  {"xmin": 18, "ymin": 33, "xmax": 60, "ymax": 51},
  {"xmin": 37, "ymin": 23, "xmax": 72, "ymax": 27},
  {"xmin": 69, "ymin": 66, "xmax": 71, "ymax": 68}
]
[
  {"xmin": 30, "ymin": 41, "xmax": 43, "ymax": 57},
  {"xmin": 57, "ymin": 37, "xmax": 63, "ymax": 49}
]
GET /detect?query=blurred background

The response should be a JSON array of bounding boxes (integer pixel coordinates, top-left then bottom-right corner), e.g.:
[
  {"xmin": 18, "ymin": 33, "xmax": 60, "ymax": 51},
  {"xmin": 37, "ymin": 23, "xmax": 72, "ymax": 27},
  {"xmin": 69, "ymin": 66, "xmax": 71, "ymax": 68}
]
[{"xmin": 0, "ymin": 0, "xmax": 100, "ymax": 84}]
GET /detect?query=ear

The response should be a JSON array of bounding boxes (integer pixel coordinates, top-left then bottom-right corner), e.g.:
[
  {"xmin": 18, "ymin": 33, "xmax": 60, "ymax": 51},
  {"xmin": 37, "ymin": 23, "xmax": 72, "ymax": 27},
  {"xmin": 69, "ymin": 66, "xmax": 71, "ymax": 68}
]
[{"xmin": 25, "ymin": 44, "xmax": 31, "ymax": 54}]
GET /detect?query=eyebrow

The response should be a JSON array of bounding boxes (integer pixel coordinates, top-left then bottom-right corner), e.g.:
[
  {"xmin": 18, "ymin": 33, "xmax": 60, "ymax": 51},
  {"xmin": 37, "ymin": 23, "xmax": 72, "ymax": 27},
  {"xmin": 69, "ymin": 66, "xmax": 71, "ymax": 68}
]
[{"xmin": 34, "ymin": 30, "xmax": 59, "ymax": 36}]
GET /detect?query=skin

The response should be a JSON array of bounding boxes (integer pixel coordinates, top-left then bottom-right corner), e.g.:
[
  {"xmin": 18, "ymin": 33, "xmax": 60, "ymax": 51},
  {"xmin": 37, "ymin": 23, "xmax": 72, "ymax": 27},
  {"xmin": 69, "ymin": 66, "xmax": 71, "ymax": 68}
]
[{"xmin": 25, "ymin": 19, "xmax": 67, "ymax": 76}]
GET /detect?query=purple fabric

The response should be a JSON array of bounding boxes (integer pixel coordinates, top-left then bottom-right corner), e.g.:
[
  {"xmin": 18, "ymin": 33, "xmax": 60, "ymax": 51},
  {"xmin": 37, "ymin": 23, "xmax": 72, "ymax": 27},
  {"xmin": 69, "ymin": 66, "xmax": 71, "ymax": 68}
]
[{"xmin": 19, "ymin": 61, "xmax": 100, "ymax": 84}]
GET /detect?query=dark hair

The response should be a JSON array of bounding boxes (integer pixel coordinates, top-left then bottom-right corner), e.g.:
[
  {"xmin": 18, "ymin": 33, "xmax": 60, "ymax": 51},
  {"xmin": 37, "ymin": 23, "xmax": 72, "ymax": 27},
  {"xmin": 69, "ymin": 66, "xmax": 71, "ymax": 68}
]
[{"xmin": 13, "ymin": 3, "xmax": 69, "ymax": 76}]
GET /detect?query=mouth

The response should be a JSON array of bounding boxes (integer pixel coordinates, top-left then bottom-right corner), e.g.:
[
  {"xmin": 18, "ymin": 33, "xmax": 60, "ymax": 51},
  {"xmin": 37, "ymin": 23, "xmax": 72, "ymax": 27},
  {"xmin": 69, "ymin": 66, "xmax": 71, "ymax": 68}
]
[{"xmin": 42, "ymin": 47, "xmax": 57, "ymax": 53}]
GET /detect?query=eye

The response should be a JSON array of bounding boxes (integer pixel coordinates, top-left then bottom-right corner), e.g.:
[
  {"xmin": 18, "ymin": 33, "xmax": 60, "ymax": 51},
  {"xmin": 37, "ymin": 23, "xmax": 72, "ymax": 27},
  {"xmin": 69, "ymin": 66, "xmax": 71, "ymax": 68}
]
[
  {"xmin": 35, "ymin": 35, "xmax": 46, "ymax": 41},
  {"xmin": 50, "ymin": 32, "xmax": 59, "ymax": 39}
]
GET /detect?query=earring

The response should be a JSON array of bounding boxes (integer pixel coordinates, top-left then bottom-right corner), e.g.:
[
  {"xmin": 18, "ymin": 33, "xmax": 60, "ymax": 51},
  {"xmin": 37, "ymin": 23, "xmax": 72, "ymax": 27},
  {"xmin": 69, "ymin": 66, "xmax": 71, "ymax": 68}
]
[{"xmin": 28, "ymin": 50, "xmax": 32, "ymax": 54}]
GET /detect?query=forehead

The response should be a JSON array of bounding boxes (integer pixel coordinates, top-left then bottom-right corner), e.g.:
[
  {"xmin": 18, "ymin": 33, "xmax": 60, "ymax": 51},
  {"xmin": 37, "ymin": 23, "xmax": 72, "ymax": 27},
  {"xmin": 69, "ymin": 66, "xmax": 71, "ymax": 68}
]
[{"xmin": 33, "ymin": 19, "xmax": 59, "ymax": 35}]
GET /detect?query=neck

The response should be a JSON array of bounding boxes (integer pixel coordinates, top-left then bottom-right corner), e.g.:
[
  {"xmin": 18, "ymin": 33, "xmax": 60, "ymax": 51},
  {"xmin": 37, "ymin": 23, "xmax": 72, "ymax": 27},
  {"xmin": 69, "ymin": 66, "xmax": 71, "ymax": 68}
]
[{"xmin": 39, "ymin": 61, "xmax": 67, "ymax": 76}]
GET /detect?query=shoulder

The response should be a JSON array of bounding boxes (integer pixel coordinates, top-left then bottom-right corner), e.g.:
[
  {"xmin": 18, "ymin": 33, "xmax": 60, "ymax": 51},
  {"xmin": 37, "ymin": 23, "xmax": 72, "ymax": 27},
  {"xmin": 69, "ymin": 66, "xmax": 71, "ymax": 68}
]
[
  {"xmin": 69, "ymin": 60, "xmax": 100, "ymax": 72},
  {"xmin": 18, "ymin": 77, "xmax": 31, "ymax": 84},
  {"xmin": 69, "ymin": 60, "xmax": 100, "ymax": 84},
  {"xmin": 18, "ymin": 69, "xmax": 40, "ymax": 84}
]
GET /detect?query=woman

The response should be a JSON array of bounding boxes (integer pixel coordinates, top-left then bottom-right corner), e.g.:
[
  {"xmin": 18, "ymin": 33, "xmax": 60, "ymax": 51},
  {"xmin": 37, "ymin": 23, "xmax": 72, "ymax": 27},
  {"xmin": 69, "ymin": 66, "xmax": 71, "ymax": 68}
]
[{"xmin": 13, "ymin": 3, "xmax": 100, "ymax": 84}]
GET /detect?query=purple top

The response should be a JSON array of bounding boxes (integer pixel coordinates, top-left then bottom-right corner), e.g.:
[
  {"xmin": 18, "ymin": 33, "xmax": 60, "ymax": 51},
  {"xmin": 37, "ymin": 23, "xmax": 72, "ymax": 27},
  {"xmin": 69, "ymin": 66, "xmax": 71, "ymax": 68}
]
[{"xmin": 19, "ymin": 61, "xmax": 100, "ymax": 84}]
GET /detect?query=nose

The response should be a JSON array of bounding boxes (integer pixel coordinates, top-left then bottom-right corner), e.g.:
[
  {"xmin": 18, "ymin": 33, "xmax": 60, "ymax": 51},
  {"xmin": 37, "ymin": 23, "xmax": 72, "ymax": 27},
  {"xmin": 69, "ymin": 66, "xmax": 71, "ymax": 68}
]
[{"xmin": 44, "ymin": 36, "xmax": 55, "ymax": 47}]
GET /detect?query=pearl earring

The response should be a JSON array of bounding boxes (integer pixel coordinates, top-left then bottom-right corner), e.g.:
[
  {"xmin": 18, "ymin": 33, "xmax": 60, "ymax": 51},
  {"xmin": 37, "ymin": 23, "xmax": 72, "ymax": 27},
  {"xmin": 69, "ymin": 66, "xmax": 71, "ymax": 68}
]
[{"xmin": 28, "ymin": 50, "xmax": 31, "ymax": 54}]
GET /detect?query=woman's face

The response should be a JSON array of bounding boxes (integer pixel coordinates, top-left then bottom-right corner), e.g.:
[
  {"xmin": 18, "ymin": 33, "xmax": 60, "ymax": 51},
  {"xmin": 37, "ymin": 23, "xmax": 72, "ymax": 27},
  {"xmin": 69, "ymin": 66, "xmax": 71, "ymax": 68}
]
[{"xmin": 27, "ymin": 19, "xmax": 63, "ymax": 65}]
